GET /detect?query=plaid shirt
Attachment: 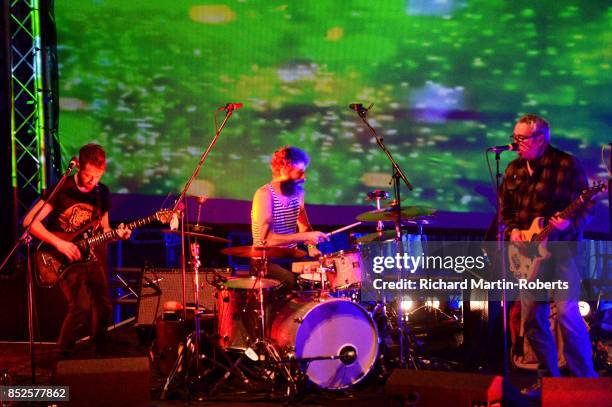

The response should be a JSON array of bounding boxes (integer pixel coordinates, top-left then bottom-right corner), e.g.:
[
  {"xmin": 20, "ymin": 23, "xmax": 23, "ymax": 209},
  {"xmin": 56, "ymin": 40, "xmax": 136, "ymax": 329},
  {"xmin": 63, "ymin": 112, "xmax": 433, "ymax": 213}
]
[{"xmin": 500, "ymin": 145, "xmax": 593, "ymax": 241}]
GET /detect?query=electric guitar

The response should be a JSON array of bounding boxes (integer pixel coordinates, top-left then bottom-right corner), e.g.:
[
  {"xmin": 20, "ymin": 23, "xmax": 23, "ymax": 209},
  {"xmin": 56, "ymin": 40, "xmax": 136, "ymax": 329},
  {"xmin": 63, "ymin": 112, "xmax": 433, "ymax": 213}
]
[
  {"xmin": 35, "ymin": 209, "xmax": 174, "ymax": 287},
  {"xmin": 508, "ymin": 182, "xmax": 606, "ymax": 281}
]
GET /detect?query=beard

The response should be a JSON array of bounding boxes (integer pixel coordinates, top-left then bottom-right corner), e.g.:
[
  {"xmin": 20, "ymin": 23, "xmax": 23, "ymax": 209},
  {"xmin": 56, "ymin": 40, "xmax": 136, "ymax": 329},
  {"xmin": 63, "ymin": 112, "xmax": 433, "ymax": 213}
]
[{"xmin": 280, "ymin": 178, "xmax": 304, "ymax": 195}]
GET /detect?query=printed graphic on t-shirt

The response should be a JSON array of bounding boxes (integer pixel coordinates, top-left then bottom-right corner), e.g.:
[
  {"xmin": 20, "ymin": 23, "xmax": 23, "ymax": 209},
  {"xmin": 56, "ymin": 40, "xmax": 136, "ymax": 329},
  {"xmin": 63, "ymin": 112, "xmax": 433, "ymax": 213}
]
[{"xmin": 57, "ymin": 203, "xmax": 95, "ymax": 232}]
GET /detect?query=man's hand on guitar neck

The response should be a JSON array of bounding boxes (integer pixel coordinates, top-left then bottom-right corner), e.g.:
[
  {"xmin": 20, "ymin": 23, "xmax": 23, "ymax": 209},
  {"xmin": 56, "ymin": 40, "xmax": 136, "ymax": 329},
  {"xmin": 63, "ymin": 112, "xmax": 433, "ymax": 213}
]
[
  {"xmin": 114, "ymin": 223, "xmax": 132, "ymax": 240},
  {"xmin": 549, "ymin": 212, "xmax": 570, "ymax": 231}
]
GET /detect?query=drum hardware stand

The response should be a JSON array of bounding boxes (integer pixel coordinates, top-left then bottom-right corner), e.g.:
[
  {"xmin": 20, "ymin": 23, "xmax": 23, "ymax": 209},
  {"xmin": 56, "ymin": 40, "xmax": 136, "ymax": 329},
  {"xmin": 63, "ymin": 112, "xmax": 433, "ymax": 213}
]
[
  {"xmin": 314, "ymin": 258, "xmax": 330, "ymax": 300},
  {"xmin": 160, "ymin": 329, "xmax": 250, "ymax": 400},
  {"xmin": 242, "ymin": 248, "xmax": 301, "ymax": 396},
  {"xmin": 366, "ymin": 189, "xmax": 390, "ymax": 239},
  {"xmin": 159, "ymin": 237, "xmax": 205, "ymax": 399},
  {"xmin": 189, "ymin": 236, "xmax": 204, "ymax": 374},
  {"xmin": 163, "ymin": 104, "xmax": 238, "ymax": 398}
]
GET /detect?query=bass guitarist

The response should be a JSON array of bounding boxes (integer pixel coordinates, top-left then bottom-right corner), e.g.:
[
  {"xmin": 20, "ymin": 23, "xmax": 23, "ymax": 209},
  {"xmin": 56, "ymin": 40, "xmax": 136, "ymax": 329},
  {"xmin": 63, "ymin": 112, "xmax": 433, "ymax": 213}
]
[
  {"xmin": 22, "ymin": 143, "xmax": 131, "ymax": 358},
  {"xmin": 500, "ymin": 114, "xmax": 598, "ymax": 397}
]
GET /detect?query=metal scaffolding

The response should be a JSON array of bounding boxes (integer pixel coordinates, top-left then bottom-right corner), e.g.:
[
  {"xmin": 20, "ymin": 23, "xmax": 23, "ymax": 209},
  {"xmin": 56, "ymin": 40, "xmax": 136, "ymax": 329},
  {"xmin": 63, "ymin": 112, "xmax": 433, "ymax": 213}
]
[{"xmin": 9, "ymin": 0, "xmax": 60, "ymax": 220}]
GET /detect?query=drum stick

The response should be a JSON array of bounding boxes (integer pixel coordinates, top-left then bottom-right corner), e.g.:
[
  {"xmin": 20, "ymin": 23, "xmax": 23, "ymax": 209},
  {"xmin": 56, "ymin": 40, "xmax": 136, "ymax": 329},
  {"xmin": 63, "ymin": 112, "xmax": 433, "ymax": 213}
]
[{"xmin": 325, "ymin": 221, "xmax": 361, "ymax": 237}]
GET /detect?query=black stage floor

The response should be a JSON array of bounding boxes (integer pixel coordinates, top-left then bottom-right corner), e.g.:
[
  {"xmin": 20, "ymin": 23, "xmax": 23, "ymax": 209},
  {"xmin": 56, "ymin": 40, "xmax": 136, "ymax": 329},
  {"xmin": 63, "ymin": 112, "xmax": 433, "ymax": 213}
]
[{"xmin": 1, "ymin": 319, "xmax": 609, "ymax": 406}]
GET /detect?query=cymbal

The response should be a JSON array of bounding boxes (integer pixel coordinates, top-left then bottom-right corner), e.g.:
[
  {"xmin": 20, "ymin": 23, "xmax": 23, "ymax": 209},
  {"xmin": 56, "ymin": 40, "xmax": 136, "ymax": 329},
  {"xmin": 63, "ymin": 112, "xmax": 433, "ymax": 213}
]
[
  {"xmin": 221, "ymin": 245, "xmax": 306, "ymax": 259},
  {"xmin": 356, "ymin": 206, "xmax": 436, "ymax": 222},
  {"xmin": 355, "ymin": 230, "xmax": 398, "ymax": 243},
  {"xmin": 161, "ymin": 229, "xmax": 230, "ymax": 244},
  {"xmin": 186, "ymin": 224, "xmax": 211, "ymax": 232}
]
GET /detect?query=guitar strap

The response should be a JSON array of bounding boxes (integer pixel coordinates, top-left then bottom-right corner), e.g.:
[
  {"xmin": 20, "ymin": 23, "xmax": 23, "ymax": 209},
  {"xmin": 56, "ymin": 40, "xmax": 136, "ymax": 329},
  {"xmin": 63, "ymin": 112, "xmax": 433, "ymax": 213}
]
[
  {"xmin": 94, "ymin": 184, "xmax": 103, "ymax": 222},
  {"xmin": 86, "ymin": 185, "xmax": 104, "ymax": 263}
]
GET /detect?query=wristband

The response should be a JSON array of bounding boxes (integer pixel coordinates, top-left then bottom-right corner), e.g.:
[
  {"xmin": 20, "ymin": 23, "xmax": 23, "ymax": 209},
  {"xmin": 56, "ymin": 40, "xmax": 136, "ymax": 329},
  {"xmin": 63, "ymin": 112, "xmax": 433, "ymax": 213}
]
[{"xmin": 307, "ymin": 244, "xmax": 317, "ymax": 249}]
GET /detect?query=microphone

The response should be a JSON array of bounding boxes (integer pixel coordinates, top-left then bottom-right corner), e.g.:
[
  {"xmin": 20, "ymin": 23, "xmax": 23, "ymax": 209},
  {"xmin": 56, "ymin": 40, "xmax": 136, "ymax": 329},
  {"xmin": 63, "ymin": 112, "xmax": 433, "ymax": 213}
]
[
  {"xmin": 339, "ymin": 346, "xmax": 357, "ymax": 365},
  {"xmin": 349, "ymin": 103, "xmax": 373, "ymax": 118},
  {"xmin": 349, "ymin": 103, "xmax": 370, "ymax": 114},
  {"xmin": 219, "ymin": 103, "xmax": 244, "ymax": 111},
  {"xmin": 487, "ymin": 143, "xmax": 519, "ymax": 153},
  {"xmin": 67, "ymin": 156, "xmax": 79, "ymax": 170}
]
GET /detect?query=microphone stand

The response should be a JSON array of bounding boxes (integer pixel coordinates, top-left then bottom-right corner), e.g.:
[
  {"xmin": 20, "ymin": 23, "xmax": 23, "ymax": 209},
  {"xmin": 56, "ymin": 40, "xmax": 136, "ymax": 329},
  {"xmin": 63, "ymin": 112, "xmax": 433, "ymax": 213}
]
[
  {"xmin": 0, "ymin": 161, "xmax": 77, "ymax": 384},
  {"xmin": 352, "ymin": 105, "xmax": 414, "ymax": 368},
  {"xmin": 493, "ymin": 150, "xmax": 509, "ymax": 378},
  {"xmin": 171, "ymin": 106, "xmax": 237, "ymax": 379},
  {"xmin": 608, "ymin": 143, "xmax": 611, "ymax": 240}
]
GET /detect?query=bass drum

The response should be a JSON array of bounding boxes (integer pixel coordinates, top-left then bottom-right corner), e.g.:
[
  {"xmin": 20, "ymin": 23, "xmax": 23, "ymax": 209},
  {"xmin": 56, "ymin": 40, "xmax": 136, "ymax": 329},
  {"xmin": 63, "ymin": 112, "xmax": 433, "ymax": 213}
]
[{"xmin": 270, "ymin": 295, "xmax": 379, "ymax": 389}]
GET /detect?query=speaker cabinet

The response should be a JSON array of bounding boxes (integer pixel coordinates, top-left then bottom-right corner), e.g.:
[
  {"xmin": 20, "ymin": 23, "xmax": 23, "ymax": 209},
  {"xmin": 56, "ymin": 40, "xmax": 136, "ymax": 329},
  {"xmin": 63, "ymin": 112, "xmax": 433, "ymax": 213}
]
[
  {"xmin": 386, "ymin": 369, "xmax": 503, "ymax": 407},
  {"xmin": 136, "ymin": 268, "xmax": 229, "ymax": 325},
  {"xmin": 542, "ymin": 377, "xmax": 612, "ymax": 407},
  {"xmin": 54, "ymin": 357, "xmax": 149, "ymax": 406}
]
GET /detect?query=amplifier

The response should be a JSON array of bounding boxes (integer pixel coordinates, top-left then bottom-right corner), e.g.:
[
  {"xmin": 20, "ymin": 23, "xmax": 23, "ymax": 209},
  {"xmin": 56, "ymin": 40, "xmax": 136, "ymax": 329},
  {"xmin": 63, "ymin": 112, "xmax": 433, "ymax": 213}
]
[{"xmin": 136, "ymin": 267, "xmax": 231, "ymax": 326}]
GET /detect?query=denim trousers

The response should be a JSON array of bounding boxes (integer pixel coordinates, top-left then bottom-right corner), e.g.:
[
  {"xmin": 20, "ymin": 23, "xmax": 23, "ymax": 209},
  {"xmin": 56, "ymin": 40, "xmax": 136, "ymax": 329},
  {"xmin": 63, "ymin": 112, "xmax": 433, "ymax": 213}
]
[
  {"xmin": 57, "ymin": 260, "xmax": 112, "ymax": 352},
  {"xmin": 520, "ymin": 251, "xmax": 597, "ymax": 378}
]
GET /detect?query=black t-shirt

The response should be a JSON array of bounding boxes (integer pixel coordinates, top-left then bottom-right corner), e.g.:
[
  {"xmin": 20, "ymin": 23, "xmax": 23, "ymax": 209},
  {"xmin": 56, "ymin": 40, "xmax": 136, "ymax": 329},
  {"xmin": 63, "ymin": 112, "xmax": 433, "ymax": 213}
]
[{"xmin": 42, "ymin": 175, "xmax": 111, "ymax": 233}]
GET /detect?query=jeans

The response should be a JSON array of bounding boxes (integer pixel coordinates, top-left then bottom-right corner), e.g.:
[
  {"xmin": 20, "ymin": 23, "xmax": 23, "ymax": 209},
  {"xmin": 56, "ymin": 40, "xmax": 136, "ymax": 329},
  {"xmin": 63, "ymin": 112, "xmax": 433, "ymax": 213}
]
[
  {"xmin": 57, "ymin": 260, "xmax": 112, "ymax": 352},
  {"xmin": 520, "ymin": 251, "xmax": 597, "ymax": 378}
]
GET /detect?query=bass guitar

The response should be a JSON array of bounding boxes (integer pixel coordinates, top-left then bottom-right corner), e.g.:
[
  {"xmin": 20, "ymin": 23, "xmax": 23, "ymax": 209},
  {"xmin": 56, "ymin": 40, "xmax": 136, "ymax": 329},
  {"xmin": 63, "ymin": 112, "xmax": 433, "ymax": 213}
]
[
  {"xmin": 508, "ymin": 182, "xmax": 605, "ymax": 281},
  {"xmin": 35, "ymin": 209, "xmax": 174, "ymax": 287}
]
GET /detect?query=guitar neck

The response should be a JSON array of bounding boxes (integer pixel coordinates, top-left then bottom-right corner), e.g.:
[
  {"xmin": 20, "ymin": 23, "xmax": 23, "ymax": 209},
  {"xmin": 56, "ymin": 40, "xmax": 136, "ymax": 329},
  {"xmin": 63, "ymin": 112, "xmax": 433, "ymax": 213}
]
[
  {"xmin": 534, "ymin": 188, "xmax": 597, "ymax": 242},
  {"xmin": 84, "ymin": 213, "xmax": 160, "ymax": 247}
]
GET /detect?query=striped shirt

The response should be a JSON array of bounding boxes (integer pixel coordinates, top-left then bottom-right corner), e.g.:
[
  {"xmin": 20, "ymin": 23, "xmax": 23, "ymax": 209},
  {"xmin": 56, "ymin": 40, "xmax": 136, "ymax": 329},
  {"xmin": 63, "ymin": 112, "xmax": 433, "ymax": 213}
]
[{"xmin": 252, "ymin": 184, "xmax": 300, "ymax": 247}]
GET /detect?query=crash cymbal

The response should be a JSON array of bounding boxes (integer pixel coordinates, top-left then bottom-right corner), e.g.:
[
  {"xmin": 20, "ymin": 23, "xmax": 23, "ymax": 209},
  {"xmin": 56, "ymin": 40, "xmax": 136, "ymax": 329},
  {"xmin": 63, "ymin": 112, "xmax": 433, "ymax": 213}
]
[
  {"xmin": 161, "ymin": 229, "xmax": 229, "ymax": 244},
  {"xmin": 221, "ymin": 245, "xmax": 306, "ymax": 259},
  {"xmin": 356, "ymin": 206, "xmax": 436, "ymax": 222}
]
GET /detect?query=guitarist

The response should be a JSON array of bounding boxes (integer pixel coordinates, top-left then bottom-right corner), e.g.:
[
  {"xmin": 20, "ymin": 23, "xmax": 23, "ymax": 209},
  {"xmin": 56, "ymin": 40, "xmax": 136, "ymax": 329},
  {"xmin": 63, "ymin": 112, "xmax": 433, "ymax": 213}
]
[
  {"xmin": 22, "ymin": 143, "xmax": 131, "ymax": 357},
  {"xmin": 500, "ymin": 114, "xmax": 597, "ymax": 397}
]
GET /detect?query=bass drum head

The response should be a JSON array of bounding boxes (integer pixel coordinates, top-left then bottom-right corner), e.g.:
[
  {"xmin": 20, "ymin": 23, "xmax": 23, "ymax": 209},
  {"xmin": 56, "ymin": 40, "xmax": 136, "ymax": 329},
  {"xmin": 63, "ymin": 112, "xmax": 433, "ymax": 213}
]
[{"xmin": 272, "ymin": 297, "xmax": 379, "ymax": 389}]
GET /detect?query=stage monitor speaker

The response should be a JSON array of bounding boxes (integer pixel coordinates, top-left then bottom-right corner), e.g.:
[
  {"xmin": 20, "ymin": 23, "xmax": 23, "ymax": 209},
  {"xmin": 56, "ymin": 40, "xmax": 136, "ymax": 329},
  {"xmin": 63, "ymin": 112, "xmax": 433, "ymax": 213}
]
[
  {"xmin": 386, "ymin": 369, "xmax": 503, "ymax": 407},
  {"xmin": 542, "ymin": 377, "xmax": 612, "ymax": 407},
  {"xmin": 136, "ymin": 267, "xmax": 230, "ymax": 325},
  {"xmin": 54, "ymin": 357, "xmax": 149, "ymax": 407}
]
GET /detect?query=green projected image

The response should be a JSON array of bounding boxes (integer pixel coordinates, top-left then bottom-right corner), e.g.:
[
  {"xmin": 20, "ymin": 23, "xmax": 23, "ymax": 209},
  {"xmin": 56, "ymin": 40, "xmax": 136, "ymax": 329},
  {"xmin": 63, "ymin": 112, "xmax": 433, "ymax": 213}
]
[{"xmin": 56, "ymin": 1, "xmax": 611, "ymax": 212}]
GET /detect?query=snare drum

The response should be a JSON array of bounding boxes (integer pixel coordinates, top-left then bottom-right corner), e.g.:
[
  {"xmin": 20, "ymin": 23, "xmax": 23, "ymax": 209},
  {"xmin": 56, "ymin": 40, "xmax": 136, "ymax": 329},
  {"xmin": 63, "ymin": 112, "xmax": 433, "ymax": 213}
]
[
  {"xmin": 297, "ymin": 271, "xmax": 328, "ymax": 290},
  {"xmin": 217, "ymin": 277, "xmax": 280, "ymax": 350},
  {"xmin": 322, "ymin": 250, "xmax": 362, "ymax": 290},
  {"xmin": 270, "ymin": 295, "xmax": 379, "ymax": 389}
]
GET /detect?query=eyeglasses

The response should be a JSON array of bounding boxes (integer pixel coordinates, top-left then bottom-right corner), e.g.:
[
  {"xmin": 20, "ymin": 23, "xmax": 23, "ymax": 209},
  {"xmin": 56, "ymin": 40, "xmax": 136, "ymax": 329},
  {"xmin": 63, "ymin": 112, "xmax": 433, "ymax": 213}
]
[{"xmin": 510, "ymin": 133, "xmax": 542, "ymax": 143}]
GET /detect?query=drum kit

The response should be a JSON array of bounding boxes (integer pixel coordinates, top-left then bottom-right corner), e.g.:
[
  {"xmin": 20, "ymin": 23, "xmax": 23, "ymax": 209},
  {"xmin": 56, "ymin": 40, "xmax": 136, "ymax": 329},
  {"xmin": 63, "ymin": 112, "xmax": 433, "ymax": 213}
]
[{"xmin": 158, "ymin": 195, "xmax": 437, "ymax": 399}]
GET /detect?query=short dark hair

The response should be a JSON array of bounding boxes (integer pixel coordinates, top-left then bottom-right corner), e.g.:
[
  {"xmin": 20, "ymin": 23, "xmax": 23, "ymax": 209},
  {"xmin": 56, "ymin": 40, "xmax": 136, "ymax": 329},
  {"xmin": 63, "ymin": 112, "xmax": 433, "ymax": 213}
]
[
  {"xmin": 270, "ymin": 146, "xmax": 310, "ymax": 176},
  {"xmin": 78, "ymin": 143, "xmax": 106, "ymax": 168}
]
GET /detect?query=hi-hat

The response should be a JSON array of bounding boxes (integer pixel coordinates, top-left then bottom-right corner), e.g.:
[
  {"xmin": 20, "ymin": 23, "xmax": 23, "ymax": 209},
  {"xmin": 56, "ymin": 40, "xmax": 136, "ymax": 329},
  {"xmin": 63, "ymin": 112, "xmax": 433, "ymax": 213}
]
[
  {"xmin": 221, "ymin": 245, "xmax": 306, "ymax": 259},
  {"xmin": 161, "ymin": 229, "xmax": 229, "ymax": 244},
  {"xmin": 187, "ymin": 224, "xmax": 211, "ymax": 232},
  {"xmin": 356, "ymin": 205, "xmax": 435, "ymax": 222}
]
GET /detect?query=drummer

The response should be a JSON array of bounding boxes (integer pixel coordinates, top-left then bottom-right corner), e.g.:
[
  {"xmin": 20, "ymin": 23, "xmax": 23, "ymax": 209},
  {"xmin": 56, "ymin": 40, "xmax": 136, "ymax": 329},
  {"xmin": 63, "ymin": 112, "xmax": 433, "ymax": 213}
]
[{"xmin": 251, "ymin": 146, "xmax": 329, "ymax": 290}]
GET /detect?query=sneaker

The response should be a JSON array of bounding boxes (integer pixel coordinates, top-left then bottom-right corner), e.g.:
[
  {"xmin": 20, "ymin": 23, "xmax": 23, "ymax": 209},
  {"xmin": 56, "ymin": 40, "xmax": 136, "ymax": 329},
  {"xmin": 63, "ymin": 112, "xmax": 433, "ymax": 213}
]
[{"xmin": 520, "ymin": 382, "xmax": 541, "ymax": 399}]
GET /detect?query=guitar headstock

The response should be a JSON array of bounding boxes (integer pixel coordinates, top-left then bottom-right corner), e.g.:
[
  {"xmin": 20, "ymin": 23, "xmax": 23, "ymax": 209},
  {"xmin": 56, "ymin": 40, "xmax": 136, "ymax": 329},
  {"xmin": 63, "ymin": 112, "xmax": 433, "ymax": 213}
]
[
  {"xmin": 579, "ymin": 181, "xmax": 607, "ymax": 204},
  {"xmin": 587, "ymin": 181, "xmax": 607, "ymax": 195},
  {"xmin": 155, "ymin": 209, "xmax": 177, "ymax": 224}
]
